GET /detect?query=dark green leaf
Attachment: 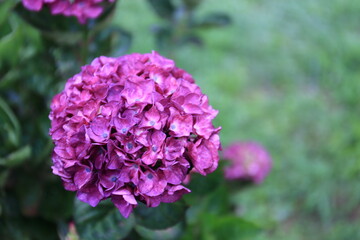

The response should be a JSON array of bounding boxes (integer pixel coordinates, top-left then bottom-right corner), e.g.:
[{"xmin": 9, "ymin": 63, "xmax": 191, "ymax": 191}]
[
  {"xmin": 0, "ymin": 96, "xmax": 20, "ymax": 147},
  {"xmin": 0, "ymin": 170, "xmax": 9, "ymax": 190},
  {"xmin": 16, "ymin": 174, "xmax": 43, "ymax": 217},
  {"xmin": 201, "ymin": 214, "xmax": 261, "ymax": 240},
  {"xmin": 0, "ymin": 0, "xmax": 17, "ymax": 27},
  {"xmin": 74, "ymin": 199, "xmax": 134, "ymax": 240},
  {"xmin": 183, "ymin": 0, "xmax": 202, "ymax": 10},
  {"xmin": 0, "ymin": 145, "xmax": 31, "ymax": 167},
  {"xmin": 195, "ymin": 13, "xmax": 231, "ymax": 28},
  {"xmin": 153, "ymin": 26, "xmax": 173, "ymax": 50},
  {"xmin": 0, "ymin": 17, "xmax": 22, "ymax": 68},
  {"xmin": 147, "ymin": 0, "xmax": 176, "ymax": 20},
  {"xmin": 134, "ymin": 201, "xmax": 187, "ymax": 230},
  {"xmin": 203, "ymin": 185, "xmax": 230, "ymax": 215},
  {"xmin": 39, "ymin": 181, "xmax": 75, "ymax": 220},
  {"xmin": 186, "ymin": 169, "xmax": 223, "ymax": 196},
  {"xmin": 135, "ymin": 221, "xmax": 184, "ymax": 240},
  {"xmin": 90, "ymin": 26, "xmax": 132, "ymax": 58},
  {"xmin": 0, "ymin": 216, "xmax": 59, "ymax": 240}
]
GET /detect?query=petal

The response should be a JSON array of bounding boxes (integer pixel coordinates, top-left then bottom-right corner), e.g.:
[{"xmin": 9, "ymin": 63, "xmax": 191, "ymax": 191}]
[
  {"xmin": 22, "ymin": 0, "xmax": 43, "ymax": 11},
  {"xmin": 138, "ymin": 171, "xmax": 167, "ymax": 197},
  {"xmin": 77, "ymin": 183, "xmax": 103, "ymax": 207},
  {"xmin": 111, "ymin": 195, "xmax": 136, "ymax": 218},
  {"xmin": 122, "ymin": 77, "xmax": 155, "ymax": 106},
  {"xmin": 169, "ymin": 109, "xmax": 193, "ymax": 137},
  {"xmin": 74, "ymin": 166, "xmax": 93, "ymax": 189}
]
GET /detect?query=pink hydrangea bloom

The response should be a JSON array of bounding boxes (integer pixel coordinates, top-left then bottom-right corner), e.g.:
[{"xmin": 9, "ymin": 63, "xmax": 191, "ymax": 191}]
[
  {"xmin": 223, "ymin": 142, "xmax": 272, "ymax": 184},
  {"xmin": 22, "ymin": 0, "xmax": 115, "ymax": 24},
  {"xmin": 49, "ymin": 51, "xmax": 221, "ymax": 218}
]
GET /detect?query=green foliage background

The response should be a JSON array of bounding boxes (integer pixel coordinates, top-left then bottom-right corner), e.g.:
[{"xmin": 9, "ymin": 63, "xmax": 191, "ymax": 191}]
[{"xmin": 1, "ymin": 0, "xmax": 360, "ymax": 239}]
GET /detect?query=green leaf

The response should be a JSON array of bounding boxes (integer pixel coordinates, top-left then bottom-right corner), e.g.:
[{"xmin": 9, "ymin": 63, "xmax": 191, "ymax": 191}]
[
  {"xmin": 0, "ymin": 145, "xmax": 31, "ymax": 168},
  {"xmin": 182, "ymin": 0, "xmax": 202, "ymax": 10},
  {"xmin": 186, "ymin": 169, "xmax": 223, "ymax": 196},
  {"xmin": 74, "ymin": 199, "xmax": 135, "ymax": 240},
  {"xmin": 0, "ymin": 0, "xmax": 17, "ymax": 27},
  {"xmin": 153, "ymin": 26, "xmax": 173, "ymax": 50},
  {"xmin": 39, "ymin": 181, "xmax": 75, "ymax": 221},
  {"xmin": 195, "ymin": 13, "xmax": 231, "ymax": 28},
  {"xmin": 0, "ymin": 96, "xmax": 20, "ymax": 147},
  {"xmin": 147, "ymin": 0, "xmax": 176, "ymax": 20},
  {"xmin": 134, "ymin": 201, "xmax": 188, "ymax": 230},
  {"xmin": 201, "ymin": 214, "xmax": 261, "ymax": 240},
  {"xmin": 0, "ymin": 16, "xmax": 22, "ymax": 67},
  {"xmin": 0, "ymin": 69, "xmax": 21, "ymax": 89},
  {"xmin": 16, "ymin": 173, "xmax": 43, "ymax": 217},
  {"xmin": 184, "ymin": 185, "xmax": 230, "ymax": 225},
  {"xmin": 0, "ymin": 168, "xmax": 9, "ymax": 188},
  {"xmin": 203, "ymin": 185, "xmax": 230, "ymax": 215},
  {"xmin": 90, "ymin": 26, "xmax": 132, "ymax": 59},
  {"xmin": 135, "ymin": 221, "xmax": 184, "ymax": 240}
]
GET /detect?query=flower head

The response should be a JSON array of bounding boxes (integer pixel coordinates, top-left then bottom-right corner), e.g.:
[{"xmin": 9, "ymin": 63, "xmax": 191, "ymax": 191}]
[
  {"xmin": 223, "ymin": 142, "xmax": 272, "ymax": 184},
  {"xmin": 49, "ymin": 51, "xmax": 221, "ymax": 217},
  {"xmin": 22, "ymin": 0, "xmax": 115, "ymax": 24}
]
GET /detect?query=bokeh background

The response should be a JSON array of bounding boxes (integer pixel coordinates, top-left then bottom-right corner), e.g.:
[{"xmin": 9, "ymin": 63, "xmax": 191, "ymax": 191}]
[{"xmin": 1, "ymin": 0, "xmax": 360, "ymax": 239}]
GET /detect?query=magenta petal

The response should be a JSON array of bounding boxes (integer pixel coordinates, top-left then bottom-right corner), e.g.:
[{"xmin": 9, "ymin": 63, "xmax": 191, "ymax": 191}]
[
  {"xmin": 149, "ymin": 51, "xmax": 175, "ymax": 71},
  {"xmin": 49, "ymin": 1, "xmax": 68, "ymax": 14},
  {"xmin": 77, "ymin": 183, "xmax": 103, "ymax": 207},
  {"xmin": 160, "ymin": 185, "xmax": 190, "ymax": 203},
  {"xmin": 169, "ymin": 111, "xmax": 193, "ymax": 137},
  {"xmin": 189, "ymin": 139, "xmax": 218, "ymax": 175},
  {"xmin": 122, "ymin": 77, "xmax": 155, "ymax": 106},
  {"xmin": 112, "ymin": 195, "xmax": 136, "ymax": 218},
  {"xmin": 111, "ymin": 188, "xmax": 137, "ymax": 218},
  {"xmin": 138, "ymin": 171, "xmax": 167, "ymax": 197},
  {"xmin": 88, "ymin": 116, "xmax": 110, "ymax": 142},
  {"xmin": 90, "ymin": 116, "xmax": 109, "ymax": 136},
  {"xmin": 22, "ymin": 0, "xmax": 43, "ymax": 11},
  {"xmin": 107, "ymin": 85, "xmax": 124, "ymax": 102},
  {"xmin": 140, "ymin": 105, "xmax": 161, "ymax": 129},
  {"xmin": 162, "ymin": 163, "xmax": 188, "ymax": 185},
  {"xmin": 147, "ymin": 185, "xmax": 190, "ymax": 207},
  {"xmin": 92, "ymin": 83, "xmax": 108, "ymax": 99},
  {"xmin": 164, "ymin": 138, "xmax": 186, "ymax": 160},
  {"xmin": 74, "ymin": 166, "xmax": 92, "ymax": 189},
  {"xmin": 83, "ymin": 6, "xmax": 103, "ymax": 18}
]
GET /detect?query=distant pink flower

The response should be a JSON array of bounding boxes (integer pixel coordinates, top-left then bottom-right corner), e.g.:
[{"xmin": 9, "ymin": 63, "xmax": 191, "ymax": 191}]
[
  {"xmin": 22, "ymin": 0, "xmax": 115, "ymax": 24},
  {"xmin": 49, "ymin": 51, "xmax": 221, "ymax": 218},
  {"xmin": 223, "ymin": 142, "xmax": 272, "ymax": 184}
]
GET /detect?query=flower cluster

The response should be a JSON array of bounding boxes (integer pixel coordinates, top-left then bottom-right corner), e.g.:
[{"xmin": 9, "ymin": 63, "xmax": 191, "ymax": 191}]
[
  {"xmin": 49, "ymin": 51, "xmax": 221, "ymax": 217},
  {"xmin": 223, "ymin": 142, "xmax": 272, "ymax": 184},
  {"xmin": 22, "ymin": 0, "xmax": 115, "ymax": 24}
]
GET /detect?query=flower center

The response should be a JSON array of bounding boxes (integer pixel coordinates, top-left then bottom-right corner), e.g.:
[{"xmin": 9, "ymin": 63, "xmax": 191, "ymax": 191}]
[{"xmin": 152, "ymin": 145, "xmax": 158, "ymax": 152}]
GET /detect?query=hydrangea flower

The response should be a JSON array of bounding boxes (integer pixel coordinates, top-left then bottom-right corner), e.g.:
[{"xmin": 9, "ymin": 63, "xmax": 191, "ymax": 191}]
[
  {"xmin": 223, "ymin": 142, "xmax": 272, "ymax": 184},
  {"xmin": 22, "ymin": 0, "xmax": 115, "ymax": 24},
  {"xmin": 49, "ymin": 51, "xmax": 221, "ymax": 217}
]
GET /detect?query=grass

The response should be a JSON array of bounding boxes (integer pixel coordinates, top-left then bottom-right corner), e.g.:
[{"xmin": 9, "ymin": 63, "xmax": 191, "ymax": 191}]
[{"xmin": 114, "ymin": 0, "xmax": 360, "ymax": 239}]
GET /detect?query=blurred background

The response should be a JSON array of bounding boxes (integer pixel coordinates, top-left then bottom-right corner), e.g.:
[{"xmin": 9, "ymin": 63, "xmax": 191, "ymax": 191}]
[{"xmin": 1, "ymin": 0, "xmax": 360, "ymax": 239}]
